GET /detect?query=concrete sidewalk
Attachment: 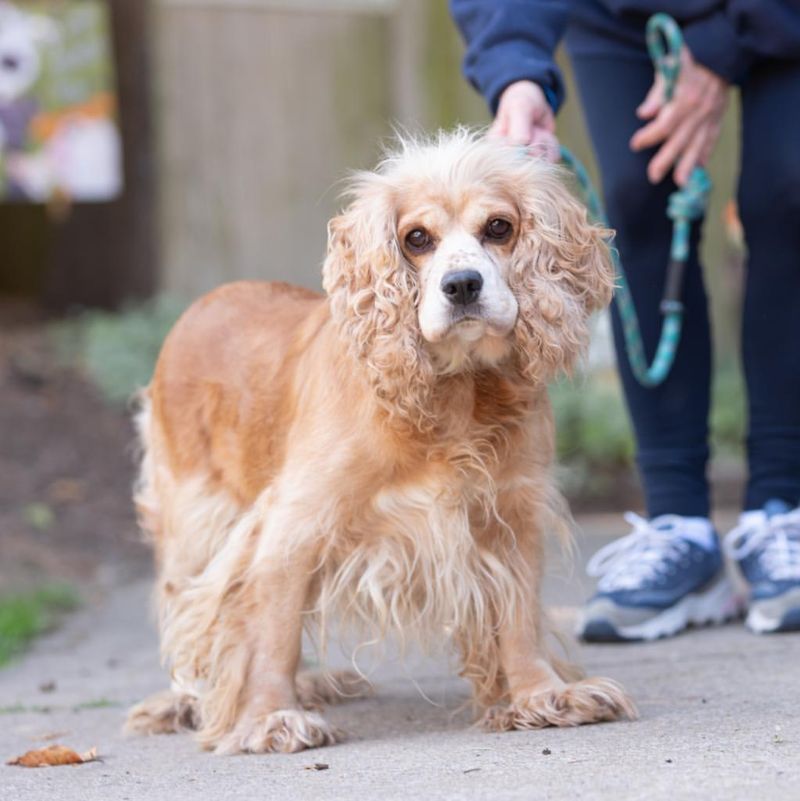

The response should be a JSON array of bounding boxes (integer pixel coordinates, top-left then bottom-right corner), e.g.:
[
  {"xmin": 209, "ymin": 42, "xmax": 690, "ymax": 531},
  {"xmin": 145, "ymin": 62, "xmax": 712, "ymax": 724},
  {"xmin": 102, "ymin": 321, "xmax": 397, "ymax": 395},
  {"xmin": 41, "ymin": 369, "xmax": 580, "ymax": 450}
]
[{"xmin": 2, "ymin": 516, "xmax": 799, "ymax": 801}]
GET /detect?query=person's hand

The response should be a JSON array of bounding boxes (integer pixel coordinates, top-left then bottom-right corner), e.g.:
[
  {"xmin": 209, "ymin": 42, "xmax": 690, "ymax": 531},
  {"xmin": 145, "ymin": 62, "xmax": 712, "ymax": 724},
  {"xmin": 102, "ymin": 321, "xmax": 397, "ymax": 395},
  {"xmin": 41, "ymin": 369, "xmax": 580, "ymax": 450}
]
[
  {"xmin": 631, "ymin": 46, "xmax": 728, "ymax": 186},
  {"xmin": 491, "ymin": 80, "xmax": 560, "ymax": 162}
]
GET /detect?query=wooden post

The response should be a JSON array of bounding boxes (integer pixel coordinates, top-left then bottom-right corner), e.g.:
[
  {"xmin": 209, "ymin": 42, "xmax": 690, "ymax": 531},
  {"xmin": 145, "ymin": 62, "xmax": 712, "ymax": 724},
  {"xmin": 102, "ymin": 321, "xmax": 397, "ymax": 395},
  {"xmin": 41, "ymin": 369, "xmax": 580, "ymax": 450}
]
[{"xmin": 42, "ymin": 0, "xmax": 157, "ymax": 310}]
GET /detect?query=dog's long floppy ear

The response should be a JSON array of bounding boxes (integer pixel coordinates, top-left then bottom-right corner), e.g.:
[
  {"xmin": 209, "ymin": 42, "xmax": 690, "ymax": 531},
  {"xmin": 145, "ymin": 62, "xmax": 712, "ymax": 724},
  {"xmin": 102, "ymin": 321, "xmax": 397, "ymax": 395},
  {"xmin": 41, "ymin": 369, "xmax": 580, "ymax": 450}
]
[
  {"xmin": 508, "ymin": 162, "xmax": 615, "ymax": 384},
  {"xmin": 322, "ymin": 176, "xmax": 435, "ymax": 431}
]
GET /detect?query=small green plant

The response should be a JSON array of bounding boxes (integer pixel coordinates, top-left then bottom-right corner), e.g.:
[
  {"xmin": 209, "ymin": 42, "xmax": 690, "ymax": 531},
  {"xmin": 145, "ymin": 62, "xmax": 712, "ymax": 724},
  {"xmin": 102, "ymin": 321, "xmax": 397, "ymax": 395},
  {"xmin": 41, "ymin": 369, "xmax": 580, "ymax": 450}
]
[
  {"xmin": 551, "ymin": 370, "xmax": 635, "ymax": 499},
  {"xmin": 710, "ymin": 360, "xmax": 746, "ymax": 459},
  {"xmin": 552, "ymin": 371, "xmax": 635, "ymax": 466},
  {"xmin": 52, "ymin": 295, "xmax": 186, "ymax": 405},
  {"xmin": 551, "ymin": 359, "xmax": 746, "ymax": 500},
  {"xmin": 0, "ymin": 584, "xmax": 80, "ymax": 667}
]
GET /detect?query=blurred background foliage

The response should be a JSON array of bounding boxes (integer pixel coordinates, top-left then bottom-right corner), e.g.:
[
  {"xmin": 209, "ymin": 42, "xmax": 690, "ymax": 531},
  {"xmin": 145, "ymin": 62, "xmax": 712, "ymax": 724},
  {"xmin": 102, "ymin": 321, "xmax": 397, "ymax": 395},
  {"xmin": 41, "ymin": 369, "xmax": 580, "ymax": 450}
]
[
  {"xmin": 4, "ymin": 0, "xmax": 749, "ymax": 508},
  {"xmin": 0, "ymin": 0, "xmax": 754, "ymax": 669},
  {"xmin": 51, "ymin": 295, "xmax": 746, "ymax": 506},
  {"xmin": 52, "ymin": 295, "xmax": 185, "ymax": 405}
]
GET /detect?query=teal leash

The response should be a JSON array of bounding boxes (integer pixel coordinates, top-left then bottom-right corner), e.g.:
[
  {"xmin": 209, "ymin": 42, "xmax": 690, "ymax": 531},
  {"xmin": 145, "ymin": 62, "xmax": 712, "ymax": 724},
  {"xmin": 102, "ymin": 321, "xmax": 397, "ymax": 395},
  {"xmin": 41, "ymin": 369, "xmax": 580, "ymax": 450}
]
[{"xmin": 560, "ymin": 13, "xmax": 712, "ymax": 388}]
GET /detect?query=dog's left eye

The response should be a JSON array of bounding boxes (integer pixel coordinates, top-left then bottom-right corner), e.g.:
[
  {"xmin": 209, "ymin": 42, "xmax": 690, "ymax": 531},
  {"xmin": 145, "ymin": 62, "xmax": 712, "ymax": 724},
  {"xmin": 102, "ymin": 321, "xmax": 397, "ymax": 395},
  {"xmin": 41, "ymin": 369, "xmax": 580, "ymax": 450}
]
[
  {"xmin": 405, "ymin": 228, "xmax": 432, "ymax": 253},
  {"xmin": 485, "ymin": 218, "xmax": 512, "ymax": 241}
]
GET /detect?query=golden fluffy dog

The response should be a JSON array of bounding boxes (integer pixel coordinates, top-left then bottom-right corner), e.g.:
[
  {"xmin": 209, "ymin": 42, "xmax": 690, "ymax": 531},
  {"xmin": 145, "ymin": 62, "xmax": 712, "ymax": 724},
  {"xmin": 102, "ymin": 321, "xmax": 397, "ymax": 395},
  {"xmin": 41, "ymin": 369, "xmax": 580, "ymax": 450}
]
[{"xmin": 126, "ymin": 130, "xmax": 636, "ymax": 754}]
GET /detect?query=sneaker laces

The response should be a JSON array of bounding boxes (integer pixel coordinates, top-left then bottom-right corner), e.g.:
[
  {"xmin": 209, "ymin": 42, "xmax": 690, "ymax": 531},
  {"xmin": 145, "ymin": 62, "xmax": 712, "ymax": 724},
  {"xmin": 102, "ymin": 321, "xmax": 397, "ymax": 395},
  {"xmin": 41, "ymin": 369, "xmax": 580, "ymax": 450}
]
[
  {"xmin": 724, "ymin": 507, "xmax": 800, "ymax": 581},
  {"xmin": 586, "ymin": 512, "xmax": 692, "ymax": 592}
]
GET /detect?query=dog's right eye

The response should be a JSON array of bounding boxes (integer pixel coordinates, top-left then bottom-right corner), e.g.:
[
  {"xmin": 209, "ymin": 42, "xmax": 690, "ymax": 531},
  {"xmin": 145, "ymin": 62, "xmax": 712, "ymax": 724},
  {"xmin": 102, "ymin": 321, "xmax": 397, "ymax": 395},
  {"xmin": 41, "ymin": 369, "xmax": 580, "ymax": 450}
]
[
  {"xmin": 485, "ymin": 218, "xmax": 512, "ymax": 241},
  {"xmin": 405, "ymin": 228, "xmax": 432, "ymax": 253}
]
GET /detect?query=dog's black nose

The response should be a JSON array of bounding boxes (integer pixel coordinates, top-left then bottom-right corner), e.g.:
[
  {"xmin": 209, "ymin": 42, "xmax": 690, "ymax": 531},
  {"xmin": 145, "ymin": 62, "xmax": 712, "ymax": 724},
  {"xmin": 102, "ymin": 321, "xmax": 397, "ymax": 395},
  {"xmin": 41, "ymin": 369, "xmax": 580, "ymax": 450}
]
[{"xmin": 441, "ymin": 270, "xmax": 483, "ymax": 306}]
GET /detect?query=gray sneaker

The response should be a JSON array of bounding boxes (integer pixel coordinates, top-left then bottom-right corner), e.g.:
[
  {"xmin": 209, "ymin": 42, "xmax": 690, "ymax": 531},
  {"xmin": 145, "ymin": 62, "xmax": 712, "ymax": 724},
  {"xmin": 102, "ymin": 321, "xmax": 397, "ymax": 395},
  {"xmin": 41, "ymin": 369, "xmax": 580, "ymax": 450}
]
[
  {"xmin": 724, "ymin": 500, "xmax": 800, "ymax": 634},
  {"xmin": 578, "ymin": 513, "xmax": 742, "ymax": 642}
]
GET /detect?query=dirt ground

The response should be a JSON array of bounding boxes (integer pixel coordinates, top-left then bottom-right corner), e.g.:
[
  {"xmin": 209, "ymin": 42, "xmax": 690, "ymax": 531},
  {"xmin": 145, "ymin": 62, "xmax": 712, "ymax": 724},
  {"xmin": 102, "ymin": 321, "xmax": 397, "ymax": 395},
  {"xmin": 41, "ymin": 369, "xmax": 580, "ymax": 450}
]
[{"xmin": 0, "ymin": 301, "xmax": 149, "ymax": 592}]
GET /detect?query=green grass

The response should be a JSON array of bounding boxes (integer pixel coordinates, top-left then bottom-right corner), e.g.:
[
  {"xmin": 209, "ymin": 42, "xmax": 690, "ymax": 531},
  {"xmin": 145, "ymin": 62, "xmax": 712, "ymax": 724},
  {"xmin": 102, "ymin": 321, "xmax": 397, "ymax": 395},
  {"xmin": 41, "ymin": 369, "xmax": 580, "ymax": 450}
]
[
  {"xmin": 0, "ymin": 584, "xmax": 80, "ymax": 667},
  {"xmin": 0, "ymin": 703, "xmax": 28, "ymax": 715},
  {"xmin": 0, "ymin": 699, "xmax": 122, "ymax": 715},
  {"xmin": 0, "ymin": 703, "xmax": 53, "ymax": 715},
  {"xmin": 72, "ymin": 697, "xmax": 119, "ymax": 711}
]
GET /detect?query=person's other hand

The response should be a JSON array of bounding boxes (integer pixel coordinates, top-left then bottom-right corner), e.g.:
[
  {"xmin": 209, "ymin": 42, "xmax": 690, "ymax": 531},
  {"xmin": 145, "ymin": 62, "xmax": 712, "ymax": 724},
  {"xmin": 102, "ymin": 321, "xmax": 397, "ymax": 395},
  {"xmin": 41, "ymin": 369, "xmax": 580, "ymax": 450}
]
[
  {"xmin": 491, "ymin": 80, "xmax": 560, "ymax": 162},
  {"xmin": 631, "ymin": 46, "xmax": 728, "ymax": 186}
]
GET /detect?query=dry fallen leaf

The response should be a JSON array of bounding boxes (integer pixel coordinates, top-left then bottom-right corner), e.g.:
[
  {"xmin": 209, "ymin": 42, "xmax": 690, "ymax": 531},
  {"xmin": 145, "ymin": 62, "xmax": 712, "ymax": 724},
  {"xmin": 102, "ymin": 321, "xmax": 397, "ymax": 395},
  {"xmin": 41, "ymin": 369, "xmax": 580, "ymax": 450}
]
[{"xmin": 7, "ymin": 744, "xmax": 98, "ymax": 768}]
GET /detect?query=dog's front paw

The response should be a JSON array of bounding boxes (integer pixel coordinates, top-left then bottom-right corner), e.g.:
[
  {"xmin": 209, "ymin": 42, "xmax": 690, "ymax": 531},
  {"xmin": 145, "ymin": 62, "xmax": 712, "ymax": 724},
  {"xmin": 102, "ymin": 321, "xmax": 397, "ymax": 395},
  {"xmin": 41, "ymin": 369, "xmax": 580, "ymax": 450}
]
[
  {"xmin": 216, "ymin": 709, "xmax": 340, "ymax": 754},
  {"xmin": 482, "ymin": 677, "xmax": 637, "ymax": 731}
]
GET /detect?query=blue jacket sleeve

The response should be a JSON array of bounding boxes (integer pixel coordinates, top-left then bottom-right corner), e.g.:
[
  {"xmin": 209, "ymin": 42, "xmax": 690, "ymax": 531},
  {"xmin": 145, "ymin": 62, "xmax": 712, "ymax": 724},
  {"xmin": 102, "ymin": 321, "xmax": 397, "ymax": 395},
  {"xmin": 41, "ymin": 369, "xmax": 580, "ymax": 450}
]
[{"xmin": 450, "ymin": 0, "xmax": 569, "ymax": 114}]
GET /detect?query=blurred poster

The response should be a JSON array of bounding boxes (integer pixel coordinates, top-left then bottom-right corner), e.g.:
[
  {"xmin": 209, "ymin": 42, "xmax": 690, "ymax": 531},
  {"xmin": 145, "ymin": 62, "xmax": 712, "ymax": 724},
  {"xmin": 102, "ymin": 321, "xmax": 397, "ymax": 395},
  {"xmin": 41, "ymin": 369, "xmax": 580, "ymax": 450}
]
[{"xmin": 0, "ymin": 0, "xmax": 122, "ymax": 202}]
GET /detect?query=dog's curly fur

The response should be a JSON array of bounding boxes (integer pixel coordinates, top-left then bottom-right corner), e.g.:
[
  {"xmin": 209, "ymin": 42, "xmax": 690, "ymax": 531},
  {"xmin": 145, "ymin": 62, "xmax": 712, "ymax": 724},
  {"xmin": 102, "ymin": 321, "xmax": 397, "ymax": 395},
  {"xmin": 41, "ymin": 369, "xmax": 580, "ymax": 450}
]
[{"xmin": 126, "ymin": 130, "xmax": 636, "ymax": 754}]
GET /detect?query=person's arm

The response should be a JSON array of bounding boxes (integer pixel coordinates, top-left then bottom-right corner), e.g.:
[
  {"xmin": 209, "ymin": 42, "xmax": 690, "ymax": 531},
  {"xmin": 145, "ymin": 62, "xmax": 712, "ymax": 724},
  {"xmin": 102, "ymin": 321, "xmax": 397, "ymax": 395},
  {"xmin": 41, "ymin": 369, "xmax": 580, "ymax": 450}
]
[
  {"xmin": 450, "ymin": 0, "xmax": 569, "ymax": 115},
  {"xmin": 450, "ymin": 0, "xmax": 568, "ymax": 156}
]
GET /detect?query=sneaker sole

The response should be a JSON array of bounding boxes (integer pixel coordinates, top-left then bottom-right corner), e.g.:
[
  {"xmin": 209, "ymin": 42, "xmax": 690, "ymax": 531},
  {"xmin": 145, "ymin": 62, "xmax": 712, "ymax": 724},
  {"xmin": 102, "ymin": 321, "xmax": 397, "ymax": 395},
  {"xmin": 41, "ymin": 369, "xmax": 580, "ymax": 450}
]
[
  {"xmin": 746, "ymin": 587, "xmax": 800, "ymax": 634},
  {"xmin": 579, "ymin": 575, "xmax": 743, "ymax": 643}
]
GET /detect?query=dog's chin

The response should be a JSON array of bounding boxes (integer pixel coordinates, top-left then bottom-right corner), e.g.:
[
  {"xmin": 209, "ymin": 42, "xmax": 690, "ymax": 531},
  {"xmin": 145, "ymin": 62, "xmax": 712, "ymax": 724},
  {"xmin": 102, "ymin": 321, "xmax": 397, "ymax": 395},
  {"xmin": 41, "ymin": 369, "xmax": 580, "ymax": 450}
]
[
  {"xmin": 422, "ymin": 309, "xmax": 515, "ymax": 343},
  {"xmin": 424, "ymin": 316, "xmax": 515, "ymax": 373},
  {"xmin": 450, "ymin": 317, "xmax": 489, "ymax": 343}
]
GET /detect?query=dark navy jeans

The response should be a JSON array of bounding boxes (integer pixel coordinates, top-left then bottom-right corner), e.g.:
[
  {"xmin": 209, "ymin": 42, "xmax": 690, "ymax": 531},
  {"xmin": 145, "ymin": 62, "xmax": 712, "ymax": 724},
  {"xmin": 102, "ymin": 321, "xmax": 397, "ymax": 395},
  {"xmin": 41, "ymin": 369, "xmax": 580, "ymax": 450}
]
[{"xmin": 568, "ymin": 45, "xmax": 800, "ymax": 518}]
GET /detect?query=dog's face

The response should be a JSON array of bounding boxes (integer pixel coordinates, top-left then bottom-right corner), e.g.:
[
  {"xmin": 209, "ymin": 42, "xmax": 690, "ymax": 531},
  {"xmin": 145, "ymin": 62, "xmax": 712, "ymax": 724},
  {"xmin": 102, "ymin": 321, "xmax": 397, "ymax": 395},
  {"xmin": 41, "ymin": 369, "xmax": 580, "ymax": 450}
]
[
  {"xmin": 323, "ymin": 131, "xmax": 614, "ymax": 424},
  {"xmin": 396, "ymin": 184, "xmax": 520, "ymax": 347}
]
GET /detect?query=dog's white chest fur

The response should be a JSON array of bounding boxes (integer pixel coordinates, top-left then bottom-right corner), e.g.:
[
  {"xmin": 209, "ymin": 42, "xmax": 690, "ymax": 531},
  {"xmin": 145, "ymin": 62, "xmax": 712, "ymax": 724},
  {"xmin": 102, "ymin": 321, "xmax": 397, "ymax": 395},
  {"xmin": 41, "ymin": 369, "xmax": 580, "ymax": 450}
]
[{"xmin": 314, "ymin": 479, "xmax": 519, "ymax": 648}]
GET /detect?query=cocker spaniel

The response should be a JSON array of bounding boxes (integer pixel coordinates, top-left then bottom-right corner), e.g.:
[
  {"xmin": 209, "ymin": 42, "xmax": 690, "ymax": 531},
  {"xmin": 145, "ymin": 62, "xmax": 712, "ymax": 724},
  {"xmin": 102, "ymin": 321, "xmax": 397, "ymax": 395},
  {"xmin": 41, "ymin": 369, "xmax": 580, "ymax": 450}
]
[{"xmin": 126, "ymin": 130, "xmax": 636, "ymax": 754}]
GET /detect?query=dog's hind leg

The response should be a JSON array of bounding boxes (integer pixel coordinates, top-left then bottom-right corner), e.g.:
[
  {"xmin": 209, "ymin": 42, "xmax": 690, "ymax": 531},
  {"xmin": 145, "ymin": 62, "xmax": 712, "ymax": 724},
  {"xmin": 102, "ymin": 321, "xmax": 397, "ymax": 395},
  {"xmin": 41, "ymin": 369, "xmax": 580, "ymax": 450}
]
[
  {"xmin": 125, "ymin": 689, "xmax": 199, "ymax": 735},
  {"xmin": 296, "ymin": 669, "xmax": 373, "ymax": 709}
]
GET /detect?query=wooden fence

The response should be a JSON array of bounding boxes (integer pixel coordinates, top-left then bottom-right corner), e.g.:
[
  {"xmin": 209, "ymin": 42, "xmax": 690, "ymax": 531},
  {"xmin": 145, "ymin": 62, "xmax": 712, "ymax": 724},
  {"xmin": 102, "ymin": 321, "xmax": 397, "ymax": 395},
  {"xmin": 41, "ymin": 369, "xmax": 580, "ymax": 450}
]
[
  {"xmin": 154, "ymin": 0, "xmax": 487, "ymax": 297},
  {"xmin": 154, "ymin": 0, "xmax": 741, "ymax": 345}
]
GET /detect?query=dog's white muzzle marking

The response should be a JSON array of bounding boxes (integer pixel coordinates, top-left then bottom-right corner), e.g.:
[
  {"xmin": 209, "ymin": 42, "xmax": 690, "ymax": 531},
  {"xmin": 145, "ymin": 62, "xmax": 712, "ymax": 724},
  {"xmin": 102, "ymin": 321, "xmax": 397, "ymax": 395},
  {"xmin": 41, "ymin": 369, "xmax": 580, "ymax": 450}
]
[{"xmin": 419, "ymin": 231, "xmax": 518, "ymax": 343}]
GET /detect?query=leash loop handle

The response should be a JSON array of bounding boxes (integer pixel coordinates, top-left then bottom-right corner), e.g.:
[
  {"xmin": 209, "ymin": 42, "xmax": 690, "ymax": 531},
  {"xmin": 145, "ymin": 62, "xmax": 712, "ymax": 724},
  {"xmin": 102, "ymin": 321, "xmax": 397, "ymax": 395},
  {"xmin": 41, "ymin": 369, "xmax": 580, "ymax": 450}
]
[{"xmin": 646, "ymin": 12, "xmax": 683, "ymax": 101}]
